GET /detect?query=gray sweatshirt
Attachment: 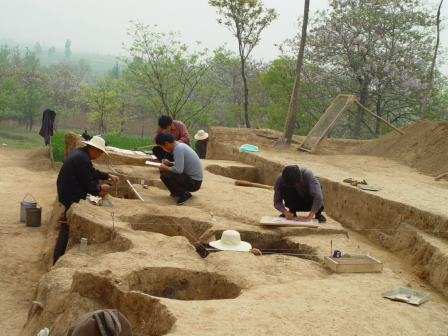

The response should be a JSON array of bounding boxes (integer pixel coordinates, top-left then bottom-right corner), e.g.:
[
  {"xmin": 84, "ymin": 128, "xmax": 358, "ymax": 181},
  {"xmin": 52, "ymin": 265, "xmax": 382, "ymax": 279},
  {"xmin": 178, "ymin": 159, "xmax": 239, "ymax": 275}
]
[{"xmin": 171, "ymin": 142, "xmax": 203, "ymax": 181}]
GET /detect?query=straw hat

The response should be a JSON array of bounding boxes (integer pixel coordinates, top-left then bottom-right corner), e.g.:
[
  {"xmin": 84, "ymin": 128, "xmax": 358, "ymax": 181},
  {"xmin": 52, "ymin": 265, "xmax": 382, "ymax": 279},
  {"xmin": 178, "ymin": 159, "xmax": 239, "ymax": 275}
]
[
  {"xmin": 194, "ymin": 130, "xmax": 209, "ymax": 140},
  {"xmin": 81, "ymin": 136, "xmax": 109, "ymax": 156},
  {"xmin": 209, "ymin": 230, "xmax": 252, "ymax": 252}
]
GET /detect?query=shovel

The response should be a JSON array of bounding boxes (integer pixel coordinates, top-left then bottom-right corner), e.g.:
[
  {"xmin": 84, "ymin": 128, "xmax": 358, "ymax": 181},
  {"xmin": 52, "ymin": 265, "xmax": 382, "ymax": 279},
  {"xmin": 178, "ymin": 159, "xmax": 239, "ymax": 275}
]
[{"xmin": 275, "ymin": 74, "xmax": 298, "ymax": 149}]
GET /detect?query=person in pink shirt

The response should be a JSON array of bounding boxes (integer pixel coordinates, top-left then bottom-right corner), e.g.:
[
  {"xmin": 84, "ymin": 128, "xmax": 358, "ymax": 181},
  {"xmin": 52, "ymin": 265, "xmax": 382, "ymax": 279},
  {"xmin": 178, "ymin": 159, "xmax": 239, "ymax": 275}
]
[{"xmin": 152, "ymin": 115, "xmax": 191, "ymax": 162}]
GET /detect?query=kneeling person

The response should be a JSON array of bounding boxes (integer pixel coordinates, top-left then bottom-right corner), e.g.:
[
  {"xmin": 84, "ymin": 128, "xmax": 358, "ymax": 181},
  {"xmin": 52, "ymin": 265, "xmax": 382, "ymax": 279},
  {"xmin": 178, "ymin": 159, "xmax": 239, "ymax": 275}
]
[
  {"xmin": 156, "ymin": 132, "xmax": 203, "ymax": 205},
  {"xmin": 273, "ymin": 165, "xmax": 326, "ymax": 222}
]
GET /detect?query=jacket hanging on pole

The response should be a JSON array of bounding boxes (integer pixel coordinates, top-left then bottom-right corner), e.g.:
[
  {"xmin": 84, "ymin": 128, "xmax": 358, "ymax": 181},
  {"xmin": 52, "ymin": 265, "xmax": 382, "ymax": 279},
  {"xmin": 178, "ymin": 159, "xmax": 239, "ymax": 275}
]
[{"xmin": 38, "ymin": 108, "xmax": 56, "ymax": 145}]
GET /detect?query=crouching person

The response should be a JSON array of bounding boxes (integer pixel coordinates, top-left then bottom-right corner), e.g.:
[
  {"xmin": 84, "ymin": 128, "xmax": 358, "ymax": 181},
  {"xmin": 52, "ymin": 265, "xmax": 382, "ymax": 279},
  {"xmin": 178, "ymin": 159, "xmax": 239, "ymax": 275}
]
[{"xmin": 156, "ymin": 131, "xmax": 203, "ymax": 205}]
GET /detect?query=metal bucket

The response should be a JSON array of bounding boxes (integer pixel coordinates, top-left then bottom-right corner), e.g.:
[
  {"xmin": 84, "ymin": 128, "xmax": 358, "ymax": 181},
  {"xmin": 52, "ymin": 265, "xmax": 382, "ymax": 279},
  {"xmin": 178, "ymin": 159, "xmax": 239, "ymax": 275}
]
[
  {"xmin": 20, "ymin": 194, "xmax": 37, "ymax": 222},
  {"xmin": 26, "ymin": 206, "xmax": 42, "ymax": 227}
]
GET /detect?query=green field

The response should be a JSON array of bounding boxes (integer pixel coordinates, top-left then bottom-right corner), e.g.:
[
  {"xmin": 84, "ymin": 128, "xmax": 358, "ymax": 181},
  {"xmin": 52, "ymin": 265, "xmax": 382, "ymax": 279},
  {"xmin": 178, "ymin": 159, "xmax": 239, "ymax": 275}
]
[{"xmin": 0, "ymin": 125, "xmax": 156, "ymax": 162}]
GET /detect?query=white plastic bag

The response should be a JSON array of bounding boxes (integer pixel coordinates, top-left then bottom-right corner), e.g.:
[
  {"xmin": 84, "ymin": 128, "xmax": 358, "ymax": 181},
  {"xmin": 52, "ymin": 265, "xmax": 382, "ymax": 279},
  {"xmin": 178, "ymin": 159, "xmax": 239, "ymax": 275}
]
[{"xmin": 37, "ymin": 327, "xmax": 49, "ymax": 336}]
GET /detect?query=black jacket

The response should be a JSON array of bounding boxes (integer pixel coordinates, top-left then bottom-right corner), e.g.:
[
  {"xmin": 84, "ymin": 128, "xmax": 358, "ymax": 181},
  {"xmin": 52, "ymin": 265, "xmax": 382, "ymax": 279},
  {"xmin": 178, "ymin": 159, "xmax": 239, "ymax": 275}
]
[
  {"xmin": 57, "ymin": 147, "xmax": 109, "ymax": 208},
  {"xmin": 194, "ymin": 139, "xmax": 208, "ymax": 159},
  {"xmin": 39, "ymin": 108, "xmax": 56, "ymax": 145}
]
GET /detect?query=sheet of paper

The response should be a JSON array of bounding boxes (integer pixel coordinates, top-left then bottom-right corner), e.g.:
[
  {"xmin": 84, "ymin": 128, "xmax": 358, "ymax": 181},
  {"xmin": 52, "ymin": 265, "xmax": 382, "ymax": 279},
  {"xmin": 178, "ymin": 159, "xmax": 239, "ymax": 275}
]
[
  {"xmin": 151, "ymin": 155, "xmax": 157, "ymax": 160},
  {"xmin": 270, "ymin": 217, "xmax": 313, "ymax": 225},
  {"xmin": 145, "ymin": 161, "xmax": 161, "ymax": 167}
]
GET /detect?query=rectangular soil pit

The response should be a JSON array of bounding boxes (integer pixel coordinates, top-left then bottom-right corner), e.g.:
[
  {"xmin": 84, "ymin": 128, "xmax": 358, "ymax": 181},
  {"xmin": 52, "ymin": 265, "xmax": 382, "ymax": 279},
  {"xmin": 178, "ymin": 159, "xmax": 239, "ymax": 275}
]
[{"xmin": 324, "ymin": 255, "xmax": 383, "ymax": 273}]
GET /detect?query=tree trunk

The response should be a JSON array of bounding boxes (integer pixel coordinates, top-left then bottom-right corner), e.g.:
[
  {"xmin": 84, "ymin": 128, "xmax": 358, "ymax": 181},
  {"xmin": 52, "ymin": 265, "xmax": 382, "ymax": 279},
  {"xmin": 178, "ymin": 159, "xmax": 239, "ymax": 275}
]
[
  {"xmin": 352, "ymin": 85, "xmax": 367, "ymax": 139},
  {"xmin": 420, "ymin": 0, "xmax": 443, "ymax": 120},
  {"xmin": 141, "ymin": 114, "xmax": 145, "ymax": 139},
  {"xmin": 285, "ymin": 0, "xmax": 310, "ymax": 144},
  {"xmin": 240, "ymin": 56, "xmax": 251, "ymax": 128},
  {"xmin": 29, "ymin": 118, "xmax": 33, "ymax": 132},
  {"xmin": 375, "ymin": 96, "xmax": 381, "ymax": 135}
]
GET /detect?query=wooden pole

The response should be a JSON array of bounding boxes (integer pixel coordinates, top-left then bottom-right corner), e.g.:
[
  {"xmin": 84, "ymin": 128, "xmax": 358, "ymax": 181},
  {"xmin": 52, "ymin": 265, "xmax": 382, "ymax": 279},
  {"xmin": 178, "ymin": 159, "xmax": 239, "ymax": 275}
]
[
  {"xmin": 131, "ymin": 144, "xmax": 157, "ymax": 150},
  {"xmin": 354, "ymin": 100, "xmax": 405, "ymax": 135},
  {"xmin": 48, "ymin": 136, "xmax": 54, "ymax": 169},
  {"xmin": 435, "ymin": 173, "xmax": 448, "ymax": 181},
  {"xmin": 234, "ymin": 180, "xmax": 274, "ymax": 190}
]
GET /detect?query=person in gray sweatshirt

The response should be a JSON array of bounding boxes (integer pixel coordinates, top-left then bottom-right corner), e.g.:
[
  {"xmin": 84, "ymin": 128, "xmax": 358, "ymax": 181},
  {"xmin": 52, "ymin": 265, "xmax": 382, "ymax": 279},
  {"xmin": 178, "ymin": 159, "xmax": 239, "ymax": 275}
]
[{"xmin": 156, "ymin": 131, "xmax": 203, "ymax": 205}]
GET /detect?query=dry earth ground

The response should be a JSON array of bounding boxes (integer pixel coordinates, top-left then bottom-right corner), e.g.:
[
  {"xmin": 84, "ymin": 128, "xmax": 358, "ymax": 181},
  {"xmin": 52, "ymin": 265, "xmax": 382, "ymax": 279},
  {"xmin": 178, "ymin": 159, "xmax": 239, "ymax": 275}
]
[{"xmin": 1, "ymin": 123, "xmax": 448, "ymax": 335}]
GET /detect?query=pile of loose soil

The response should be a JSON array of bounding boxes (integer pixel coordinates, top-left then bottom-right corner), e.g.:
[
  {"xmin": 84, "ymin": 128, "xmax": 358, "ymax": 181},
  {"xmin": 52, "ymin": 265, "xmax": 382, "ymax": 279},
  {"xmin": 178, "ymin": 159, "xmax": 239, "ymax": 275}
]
[{"xmin": 356, "ymin": 120, "xmax": 448, "ymax": 176}]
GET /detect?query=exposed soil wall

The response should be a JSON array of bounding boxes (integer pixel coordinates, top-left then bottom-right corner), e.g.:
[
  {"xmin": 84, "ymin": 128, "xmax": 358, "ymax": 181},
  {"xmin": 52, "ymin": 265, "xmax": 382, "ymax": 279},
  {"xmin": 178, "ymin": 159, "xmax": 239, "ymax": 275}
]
[{"xmin": 206, "ymin": 125, "xmax": 448, "ymax": 300}]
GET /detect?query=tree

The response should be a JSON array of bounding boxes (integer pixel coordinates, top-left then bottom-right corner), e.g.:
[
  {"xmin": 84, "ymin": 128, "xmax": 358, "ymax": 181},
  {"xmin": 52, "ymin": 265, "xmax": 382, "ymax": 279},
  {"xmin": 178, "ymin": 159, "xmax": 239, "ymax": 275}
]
[
  {"xmin": 284, "ymin": 0, "xmax": 438, "ymax": 139},
  {"xmin": 122, "ymin": 21, "xmax": 218, "ymax": 129},
  {"xmin": 420, "ymin": 0, "xmax": 444, "ymax": 120},
  {"xmin": 74, "ymin": 59, "xmax": 92, "ymax": 83},
  {"xmin": 48, "ymin": 46, "xmax": 56, "ymax": 57},
  {"xmin": 11, "ymin": 48, "xmax": 46, "ymax": 131},
  {"xmin": 45, "ymin": 59, "xmax": 80, "ymax": 125},
  {"xmin": 65, "ymin": 39, "xmax": 71, "ymax": 59},
  {"xmin": 34, "ymin": 42, "xmax": 42, "ymax": 56},
  {"xmin": 81, "ymin": 75, "xmax": 117, "ymax": 134},
  {"xmin": 109, "ymin": 62, "xmax": 121, "ymax": 79},
  {"xmin": 209, "ymin": 0, "xmax": 278, "ymax": 128},
  {"xmin": 285, "ymin": 0, "xmax": 309, "ymax": 145},
  {"xmin": 112, "ymin": 77, "xmax": 135, "ymax": 135}
]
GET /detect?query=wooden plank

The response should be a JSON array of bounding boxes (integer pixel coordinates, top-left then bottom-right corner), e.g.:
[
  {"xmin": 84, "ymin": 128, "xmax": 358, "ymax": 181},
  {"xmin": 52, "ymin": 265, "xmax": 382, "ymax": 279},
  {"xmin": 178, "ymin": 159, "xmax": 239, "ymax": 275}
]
[
  {"xmin": 300, "ymin": 94, "xmax": 343, "ymax": 150},
  {"xmin": 354, "ymin": 100, "xmax": 405, "ymax": 135},
  {"xmin": 324, "ymin": 255, "xmax": 383, "ymax": 273},
  {"xmin": 259, "ymin": 216, "xmax": 319, "ymax": 228}
]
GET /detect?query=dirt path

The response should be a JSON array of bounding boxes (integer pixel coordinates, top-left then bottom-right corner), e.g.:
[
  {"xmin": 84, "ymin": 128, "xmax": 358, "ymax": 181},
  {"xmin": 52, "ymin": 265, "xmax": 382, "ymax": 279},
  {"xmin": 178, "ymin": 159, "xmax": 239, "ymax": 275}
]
[{"xmin": 0, "ymin": 147, "xmax": 57, "ymax": 335}]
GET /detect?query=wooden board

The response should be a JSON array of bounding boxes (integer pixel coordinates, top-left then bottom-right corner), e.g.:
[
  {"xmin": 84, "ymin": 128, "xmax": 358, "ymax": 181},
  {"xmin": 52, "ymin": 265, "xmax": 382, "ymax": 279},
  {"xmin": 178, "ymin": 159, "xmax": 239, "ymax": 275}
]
[
  {"xmin": 324, "ymin": 255, "xmax": 383, "ymax": 273},
  {"xmin": 259, "ymin": 216, "xmax": 319, "ymax": 228}
]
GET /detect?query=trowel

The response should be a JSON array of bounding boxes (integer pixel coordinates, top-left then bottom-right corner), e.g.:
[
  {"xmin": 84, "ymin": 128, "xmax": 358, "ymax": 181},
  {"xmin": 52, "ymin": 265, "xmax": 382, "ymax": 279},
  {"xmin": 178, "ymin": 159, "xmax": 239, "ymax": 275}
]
[{"xmin": 102, "ymin": 200, "xmax": 114, "ymax": 208}]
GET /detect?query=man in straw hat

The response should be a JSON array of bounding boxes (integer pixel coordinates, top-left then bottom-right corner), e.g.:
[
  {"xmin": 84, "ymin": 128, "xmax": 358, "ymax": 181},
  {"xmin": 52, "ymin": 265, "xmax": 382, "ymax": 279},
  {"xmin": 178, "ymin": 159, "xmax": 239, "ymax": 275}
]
[
  {"xmin": 194, "ymin": 130, "xmax": 209, "ymax": 159},
  {"xmin": 273, "ymin": 165, "xmax": 326, "ymax": 223},
  {"xmin": 155, "ymin": 131, "xmax": 203, "ymax": 205},
  {"xmin": 209, "ymin": 230, "xmax": 262, "ymax": 255},
  {"xmin": 53, "ymin": 136, "xmax": 119, "ymax": 265}
]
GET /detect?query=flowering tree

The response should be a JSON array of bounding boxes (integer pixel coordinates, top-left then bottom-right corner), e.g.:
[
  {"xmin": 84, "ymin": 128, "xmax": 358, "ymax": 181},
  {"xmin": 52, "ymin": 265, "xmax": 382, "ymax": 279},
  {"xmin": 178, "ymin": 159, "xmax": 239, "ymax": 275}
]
[
  {"xmin": 281, "ymin": 0, "xmax": 441, "ymax": 139},
  {"xmin": 45, "ymin": 60, "xmax": 80, "ymax": 125}
]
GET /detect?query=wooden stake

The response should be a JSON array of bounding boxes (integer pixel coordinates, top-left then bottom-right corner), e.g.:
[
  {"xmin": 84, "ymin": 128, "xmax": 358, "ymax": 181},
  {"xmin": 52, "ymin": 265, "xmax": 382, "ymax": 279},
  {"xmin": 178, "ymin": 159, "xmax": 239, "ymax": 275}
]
[{"xmin": 48, "ymin": 136, "xmax": 55, "ymax": 169}]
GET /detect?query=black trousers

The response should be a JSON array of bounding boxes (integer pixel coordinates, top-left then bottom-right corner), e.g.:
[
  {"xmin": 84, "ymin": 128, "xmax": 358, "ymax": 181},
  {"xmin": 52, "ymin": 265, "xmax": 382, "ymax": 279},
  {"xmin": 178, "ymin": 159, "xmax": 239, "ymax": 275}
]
[
  {"xmin": 160, "ymin": 171, "xmax": 202, "ymax": 196},
  {"xmin": 152, "ymin": 143, "xmax": 191, "ymax": 162},
  {"xmin": 53, "ymin": 206, "xmax": 69, "ymax": 265},
  {"xmin": 279, "ymin": 183, "xmax": 324, "ymax": 216}
]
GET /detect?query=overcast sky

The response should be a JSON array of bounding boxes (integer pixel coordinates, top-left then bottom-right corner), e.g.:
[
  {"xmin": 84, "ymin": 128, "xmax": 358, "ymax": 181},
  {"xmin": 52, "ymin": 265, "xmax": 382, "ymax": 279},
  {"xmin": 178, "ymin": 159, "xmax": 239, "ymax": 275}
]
[{"xmin": 0, "ymin": 0, "xmax": 447, "ymax": 73}]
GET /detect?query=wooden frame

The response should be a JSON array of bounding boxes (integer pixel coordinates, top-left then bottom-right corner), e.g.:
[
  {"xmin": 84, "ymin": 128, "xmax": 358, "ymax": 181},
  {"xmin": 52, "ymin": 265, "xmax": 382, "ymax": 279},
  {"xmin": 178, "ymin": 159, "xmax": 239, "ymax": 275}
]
[{"xmin": 298, "ymin": 95, "xmax": 405, "ymax": 153}]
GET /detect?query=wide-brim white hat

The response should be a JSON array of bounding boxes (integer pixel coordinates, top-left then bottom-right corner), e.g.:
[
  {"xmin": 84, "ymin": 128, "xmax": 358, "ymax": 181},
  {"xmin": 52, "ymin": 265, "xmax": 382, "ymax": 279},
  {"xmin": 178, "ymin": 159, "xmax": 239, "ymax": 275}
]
[
  {"xmin": 194, "ymin": 130, "xmax": 209, "ymax": 140},
  {"xmin": 81, "ymin": 136, "xmax": 109, "ymax": 156},
  {"xmin": 209, "ymin": 230, "xmax": 252, "ymax": 252}
]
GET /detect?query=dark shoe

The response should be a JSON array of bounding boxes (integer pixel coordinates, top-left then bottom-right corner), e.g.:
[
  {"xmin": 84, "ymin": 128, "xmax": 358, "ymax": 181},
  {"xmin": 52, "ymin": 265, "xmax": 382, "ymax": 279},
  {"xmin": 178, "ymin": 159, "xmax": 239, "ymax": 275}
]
[
  {"xmin": 316, "ymin": 213, "xmax": 327, "ymax": 223},
  {"xmin": 177, "ymin": 192, "xmax": 193, "ymax": 205},
  {"xmin": 170, "ymin": 193, "xmax": 180, "ymax": 197}
]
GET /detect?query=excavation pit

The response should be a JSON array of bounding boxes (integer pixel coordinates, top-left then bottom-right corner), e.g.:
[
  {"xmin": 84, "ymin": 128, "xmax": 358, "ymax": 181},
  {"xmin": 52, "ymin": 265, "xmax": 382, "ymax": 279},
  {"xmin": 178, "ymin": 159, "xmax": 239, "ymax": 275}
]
[
  {"xmin": 196, "ymin": 232, "xmax": 319, "ymax": 261},
  {"xmin": 127, "ymin": 267, "xmax": 241, "ymax": 301},
  {"xmin": 205, "ymin": 163, "xmax": 261, "ymax": 183},
  {"xmin": 125, "ymin": 215, "xmax": 213, "ymax": 243}
]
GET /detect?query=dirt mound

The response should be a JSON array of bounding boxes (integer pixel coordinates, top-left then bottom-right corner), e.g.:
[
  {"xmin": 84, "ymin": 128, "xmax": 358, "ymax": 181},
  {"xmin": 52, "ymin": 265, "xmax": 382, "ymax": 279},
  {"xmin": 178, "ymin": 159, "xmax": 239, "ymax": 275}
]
[
  {"xmin": 25, "ymin": 148, "xmax": 52, "ymax": 172},
  {"xmin": 356, "ymin": 120, "xmax": 448, "ymax": 176}
]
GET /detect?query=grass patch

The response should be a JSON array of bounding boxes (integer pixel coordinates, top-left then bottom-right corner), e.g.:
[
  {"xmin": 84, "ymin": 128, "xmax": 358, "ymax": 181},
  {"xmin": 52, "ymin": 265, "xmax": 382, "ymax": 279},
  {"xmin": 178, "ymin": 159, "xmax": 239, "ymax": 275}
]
[{"xmin": 0, "ymin": 125, "xmax": 45, "ymax": 149}]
